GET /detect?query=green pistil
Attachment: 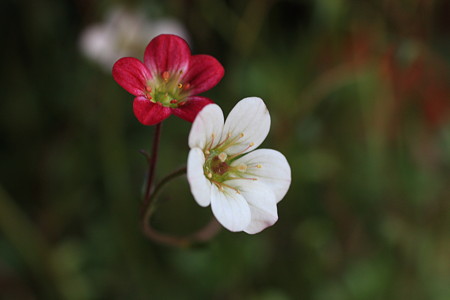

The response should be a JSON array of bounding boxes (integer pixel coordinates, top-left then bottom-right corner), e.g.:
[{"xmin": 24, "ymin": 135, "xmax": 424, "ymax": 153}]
[
  {"xmin": 146, "ymin": 72, "xmax": 189, "ymax": 108},
  {"xmin": 152, "ymin": 90, "xmax": 177, "ymax": 107}
]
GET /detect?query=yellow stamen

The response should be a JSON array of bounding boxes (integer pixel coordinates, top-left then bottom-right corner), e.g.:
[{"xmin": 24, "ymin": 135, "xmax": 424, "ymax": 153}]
[
  {"xmin": 215, "ymin": 133, "xmax": 231, "ymax": 148},
  {"xmin": 236, "ymin": 164, "xmax": 247, "ymax": 172},
  {"xmin": 211, "ymin": 180, "xmax": 240, "ymax": 194},
  {"xmin": 228, "ymin": 142, "xmax": 256, "ymax": 159},
  {"xmin": 227, "ymin": 177, "xmax": 257, "ymax": 181},
  {"xmin": 207, "ymin": 133, "xmax": 216, "ymax": 152}
]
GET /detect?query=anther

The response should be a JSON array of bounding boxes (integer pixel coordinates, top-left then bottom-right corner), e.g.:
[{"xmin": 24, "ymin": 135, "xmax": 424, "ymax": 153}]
[
  {"xmin": 145, "ymin": 86, "xmax": 152, "ymax": 92},
  {"xmin": 177, "ymin": 83, "xmax": 183, "ymax": 89},
  {"xmin": 204, "ymin": 150, "xmax": 210, "ymax": 155},
  {"xmin": 239, "ymin": 133, "xmax": 244, "ymax": 138},
  {"xmin": 218, "ymin": 152, "xmax": 227, "ymax": 162},
  {"xmin": 256, "ymin": 164, "xmax": 262, "ymax": 168},
  {"xmin": 170, "ymin": 99, "xmax": 178, "ymax": 104},
  {"xmin": 207, "ymin": 172, "xmax": 213, "ymax": 178},
  {"xmin": 183, "ymin": 83, "xmax": 191, "ymax": 90},
  {"xmin": 162, "ymin": 71, "xmax": 170, "ymax": 81}
]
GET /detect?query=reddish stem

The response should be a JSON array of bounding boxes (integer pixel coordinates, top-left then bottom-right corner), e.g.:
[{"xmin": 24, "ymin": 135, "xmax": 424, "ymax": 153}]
[
  {"xmin": 139, "ymin": 123, "xmax": 221, "ymax": 247},
  {"xmin": 141, "ymin": 166, "xmax": 222, "ymax": 247},
  {"xmin": 140, "ymin": 122, "xmax": 162, "ymax": 218}
]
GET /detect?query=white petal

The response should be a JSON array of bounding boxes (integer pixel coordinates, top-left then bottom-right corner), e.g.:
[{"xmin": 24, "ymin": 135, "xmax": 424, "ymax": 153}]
[
  {"xmin": 222, "ymin": 97, "xmax": 270, "ymax": 154},
  {"xmin": 210, "ymin": 185, "xmax": 251, "ymax": 232},
  {"xmin": 187, "ymin": 148, "xmax": 211, "ymax": 207},
  {"xmin": 226, "ymin": 180, "xmax": 278, "ymax": 234},
  {"xmin": 188, "ymin": 104, "xmax": 224, "ymax": 150},
  {"xmin": 231, "ymin": 149, "xmax": 291, "ymax": 203}
]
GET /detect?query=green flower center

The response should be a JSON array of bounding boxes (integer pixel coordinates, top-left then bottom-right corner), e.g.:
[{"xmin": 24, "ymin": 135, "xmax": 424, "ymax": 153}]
[
  {"xmin": 144, "ymin": 71, "xmax": 191, "ymax": 108},
  {"xmin": 204, "ymin": 150, "xmax": 232, "ymax": 183},
  {"xmin": 202, "ymin": 133, "xmax": 260, "ymax": 193}
]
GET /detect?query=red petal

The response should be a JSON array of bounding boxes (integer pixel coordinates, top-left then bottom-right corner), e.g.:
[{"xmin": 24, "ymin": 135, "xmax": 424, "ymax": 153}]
[
  {"xmin": 144, "ymin": 34, "xmax": 190, "ymax": 76},
  {"xmin": 133, "ymin": 96, "xmax": 172, "ymax": 125},
  {"xmin": 171, "ymin": 96, "xmax": 214, "ymax": 123},
  {"xmin": 182, "ymin": 55, "xmax": 224, "ymax": 95},
  {"xmin": 112, "ymin": 58, "xmax": 152, "ymax": 96}
]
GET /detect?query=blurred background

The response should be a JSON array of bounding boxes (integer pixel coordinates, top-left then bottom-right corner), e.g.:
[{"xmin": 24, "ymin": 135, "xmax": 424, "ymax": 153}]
[{"xmin": 1, "ymin": 0, "xmax": 449, "ymax": 299}]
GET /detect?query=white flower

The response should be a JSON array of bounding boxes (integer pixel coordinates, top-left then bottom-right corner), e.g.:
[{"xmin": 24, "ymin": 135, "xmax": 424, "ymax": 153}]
[
  {"xmin": 79, "ymin": 6, "xmax": 190, "ymax": 71},
  {"xmin": 187, "ymin": 97, "xmax": 291, "ymax": 234}
]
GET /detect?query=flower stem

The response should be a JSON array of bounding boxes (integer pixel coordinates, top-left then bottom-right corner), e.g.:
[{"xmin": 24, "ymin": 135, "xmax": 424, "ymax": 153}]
[
  {"xmin": 140, "ymin": 122, "xmax": 162, "ymax": 218},
  {"xmin": 141, "ymin": 166, "xmax": 221, "ymax": 247}
]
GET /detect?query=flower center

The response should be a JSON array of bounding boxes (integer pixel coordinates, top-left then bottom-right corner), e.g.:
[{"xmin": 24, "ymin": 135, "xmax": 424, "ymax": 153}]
[
  {"xmin": 202, "ymin": 133, "xmax": 259, "ymax": 193},
  {"xmin": 144, "ymin": 70, "xmax": 191, "ymax": 108},
  {"xmin": 211, "ymin": 155, "xmax": 230, "ymax": 175}
]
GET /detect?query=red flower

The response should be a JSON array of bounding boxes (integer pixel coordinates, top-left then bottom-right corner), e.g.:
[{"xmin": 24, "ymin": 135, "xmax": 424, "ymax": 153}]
[{"xmin": 112, "ymin": 34, "xmax": 224, "ymax": 125}]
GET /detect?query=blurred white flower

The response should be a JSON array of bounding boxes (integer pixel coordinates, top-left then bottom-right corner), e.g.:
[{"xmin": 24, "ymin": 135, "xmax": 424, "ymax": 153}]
[
  {"xmin": 79, "ymin": 6, "xmax": 190, "ymax": 71},
  {"xmin": 187, "ymin": 97, "xmax": 291, "ymax": 234}
]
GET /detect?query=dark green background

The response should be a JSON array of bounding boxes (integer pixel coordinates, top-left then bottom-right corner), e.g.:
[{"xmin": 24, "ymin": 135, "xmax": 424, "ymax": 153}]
[{"xmin": 1, "ymin": 0, "xmax": 449, "ymax": 299}]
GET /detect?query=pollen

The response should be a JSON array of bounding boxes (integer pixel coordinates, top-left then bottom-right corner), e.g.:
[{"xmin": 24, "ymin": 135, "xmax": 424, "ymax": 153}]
[{"xmin": 218, "ymin": 152, "xmax": 227, "ymax": 162}]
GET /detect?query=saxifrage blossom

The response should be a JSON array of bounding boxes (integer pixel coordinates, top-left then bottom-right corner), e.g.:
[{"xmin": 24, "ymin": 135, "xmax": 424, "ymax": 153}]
[
  {"xmin": 187, "ymin": 97, "xmax": 291, "ymax": 233},
  {"xmin": 112, "ymin": 34, "xmax": 224, "ymax": 125}
]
